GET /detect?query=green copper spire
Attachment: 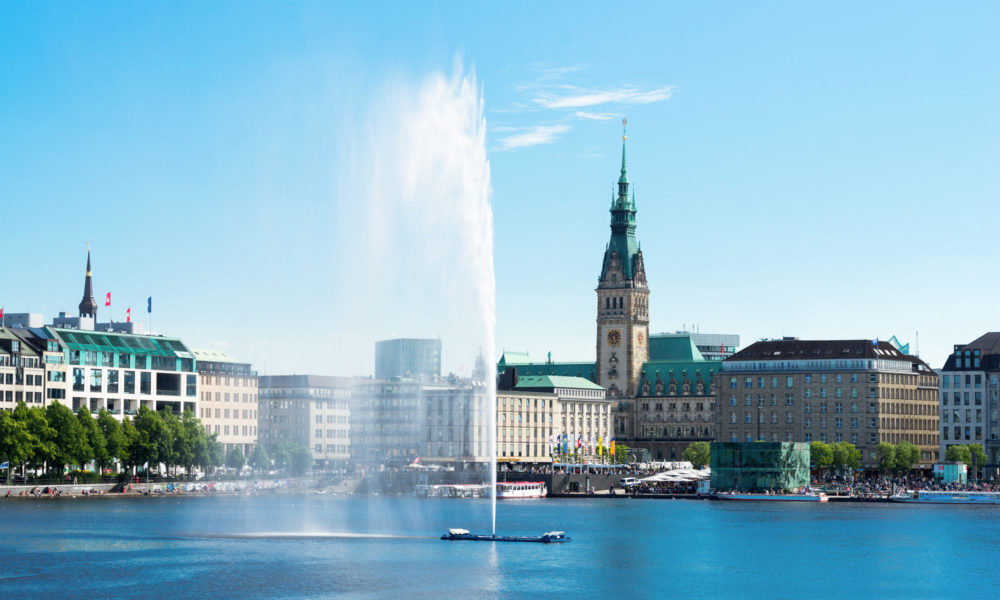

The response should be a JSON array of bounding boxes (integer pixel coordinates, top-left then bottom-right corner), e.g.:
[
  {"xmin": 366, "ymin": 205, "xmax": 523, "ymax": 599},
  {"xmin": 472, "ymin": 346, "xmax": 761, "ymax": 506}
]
[{"xmin": 601, "ymin": 119, "xmax": 640, "ymax": 281}]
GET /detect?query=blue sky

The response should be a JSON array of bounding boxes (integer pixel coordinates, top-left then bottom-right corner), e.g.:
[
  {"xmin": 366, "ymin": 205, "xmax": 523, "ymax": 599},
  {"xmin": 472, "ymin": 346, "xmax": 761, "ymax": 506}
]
[{"xmin": 2, "ymin": 2, "xmax": 998, "ymax": 374}]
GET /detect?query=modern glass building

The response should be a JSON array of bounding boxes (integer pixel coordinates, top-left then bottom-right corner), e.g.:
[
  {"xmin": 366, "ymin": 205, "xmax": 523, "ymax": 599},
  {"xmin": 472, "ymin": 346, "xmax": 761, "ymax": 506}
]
[
  {"xmin": 374, "ymin": 338, "xmax": 441, "ymax": 380},
  {"xmin": 710, "ymin": 442, "xmax": 811, "ymax": 492}
]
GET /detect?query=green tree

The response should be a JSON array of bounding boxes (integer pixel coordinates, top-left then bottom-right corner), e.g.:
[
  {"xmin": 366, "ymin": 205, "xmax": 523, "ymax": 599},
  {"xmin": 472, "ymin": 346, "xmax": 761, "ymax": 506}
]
[
  {"xmin": 207, "ymin": 434, "xmax": 224, "ymax": 469},
  {"xmin": 226, "ymin": 447, "xmax": 246, "ymax": 471},
  {"xmin": 875, "ymin": 442, "xmax": 896, "ymax": 473},
  {"xmin": 249, "ymin": 445, "xmax": 269, "ymax": 476},
  {"xmin": 97, "ymin": 409, "xmax": 126, "ymax": 470},
  {"xmin": 831, "ymin": 442, "xmax": 861, "ymax": 474},
  {"xmin": 290, "ymin": 443, "xmax": 313, "ymax": 476},
  {"xmin": 120, "ymin": 416, "xmax": 140, "ymax": 474},
  {"xmin": 46, "ymin": 402, "xmax": 90, "ymax": 475},
  {"xmin": 682, "ymin": 441, "xmax": 711, "ymax": 468},
  {"xmin": 810, "ymin": 441, "xmax": 833, "ymax": 474},
  {"xmin": 16, "ymin": 402, "xmax": 56, "ymax": 474},
  {"xmin": 892, "ymin": 441, "xmax": 920, "ymax": 474},
  {"xmin": 76, "ymin": 407, "xmax": 107, "ymax": 474},
  {"xmin": 131, "ymin": 407, "xmax": 167, "ymax": 476},
  {"xmin": 271, "ymin": 442, "xmax": 292, "ymax": 472},
  {"xmin": 158, "ymin": 410, "xmax": 181, "ymax": 474},
  {"xmin": 0, "ymin": 410, "xmax": 34, "ymax": 484},
  {"xmin": 948, "ymin": 444, "xmax": 987, "ymax": 472},
  {"xmin": 613, "ymin": 443, "xmax": 630, "ymax": 465}
]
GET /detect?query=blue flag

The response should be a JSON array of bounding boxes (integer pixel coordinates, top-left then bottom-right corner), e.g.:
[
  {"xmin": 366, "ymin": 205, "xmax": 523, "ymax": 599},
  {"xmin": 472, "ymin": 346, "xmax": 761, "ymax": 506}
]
[
  {"xmin": 147, "ymin": 297, "xmax": 152, "ymax": 313},
  {"xmin": 0, "ymin": 462, "xmax": 8, "ymax": 469}
]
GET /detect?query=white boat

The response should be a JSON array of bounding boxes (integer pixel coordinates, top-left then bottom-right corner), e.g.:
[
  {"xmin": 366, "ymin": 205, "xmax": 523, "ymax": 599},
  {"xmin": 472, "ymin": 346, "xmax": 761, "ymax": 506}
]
[
  {"xmin": 892, "ymin": 490, "xmax": 1000, "ymax": 504},
  {"xmin": 714, "ymin": 491, "xmax": 828, "ymax": 502},
  {"xmin": 496, "ymin": 481, "xmax": 547, "ymax": 499}
]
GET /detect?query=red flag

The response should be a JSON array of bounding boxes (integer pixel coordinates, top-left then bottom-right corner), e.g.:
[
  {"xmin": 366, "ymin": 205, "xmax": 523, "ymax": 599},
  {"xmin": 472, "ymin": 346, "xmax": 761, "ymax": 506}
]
[
  {"xmin": 0, "ymin": 308, "xmax": 3, "ymax": 319},
  {"xmin": 720, "ymin": 343, "xmax": 724, "ymax": 354},
  {"xmin": 105, "ymin": 292, "xmax": 111, "ymax": 307},
  {"xmin": 126, "ymin": 308, "xmax": 131, "ymax": 322}
]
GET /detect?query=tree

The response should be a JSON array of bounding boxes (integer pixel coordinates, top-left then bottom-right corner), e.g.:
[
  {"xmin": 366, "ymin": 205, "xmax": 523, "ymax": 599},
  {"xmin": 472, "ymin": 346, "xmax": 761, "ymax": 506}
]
[
  {"xmin": 0, "ymin": 410, "xmax": 33, "ymax": 484},
  {"xmin": 97, "ymin": 409, "xmax": 126, "ymax": 471},
  {"xmin": 810, "ymin": 441, "xmax": 833, "ymax": 474},
  {"xmin": 947, "ymin": 444, "xmax": 986, "ymax": 472},
  {"xmin": 77, "ymin": 407, "xmax": 107, "ymax": 474},
  {"xmin": 875, "ymin": 442, "xmax": 896, "ymax": 473},
  {"xmin": 271, "ymin": 442, "xmax": 292, "ymax": 473},
  {"xmin": 225, "ymin": 447, "xmax": 246, "ymax": 471},
  {"xmin": 682, "ymin": 442, "xmax": 711, "ymax": 469},
  {"xmin": 831, "ymin": 442, "xmax": 861, "ymax": 475},
  {"xmin": 892, "ymin": 441, "xmax": 920, "ymax": 474},
  {"xmin": 120, "ymin": 417, "xmax": 140, "ymax": 474},
  {"xmin": 16, "ymin": 402, "xmax": 56, "ymax": 474},
  {"xmin": 249, "ymin": 445, "xmax": 269, "ymax": 476},
  {"xmin": 158, "ymin": 410, "xmax": 181, "ymax": 474},
  {"xmin": 290, "ymin": 443, "xmax": 313, "ymax": 476},
  {"xmin": 131, "ymin": 407, "xmax": 166, "ymax": 476},
  {"xmin": 613, "ymin": 443, "xmax": 630, "ymax": 465},
  {"xmin": 46, "ymin": 402, "xmax": 90, "ymax": 475}
]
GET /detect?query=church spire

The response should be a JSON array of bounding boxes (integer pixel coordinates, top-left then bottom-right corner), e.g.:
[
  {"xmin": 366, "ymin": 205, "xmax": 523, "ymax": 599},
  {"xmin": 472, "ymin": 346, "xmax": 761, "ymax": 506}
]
[{"xmin": 79, "ymin": 248, "xmax": 98, "ymax": 318}]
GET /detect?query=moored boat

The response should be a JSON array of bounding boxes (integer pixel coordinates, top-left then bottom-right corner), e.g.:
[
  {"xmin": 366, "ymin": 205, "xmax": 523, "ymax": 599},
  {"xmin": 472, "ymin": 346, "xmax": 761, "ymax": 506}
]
[
  {"xmin": 891, "ymin": 490, "xmax": 1000, "ymax": 504},
  {"xmin": 496, "ymin": 481, "xmax": 547, "ymax": 499},
  {"xmin": 714, "ymin": 491, "xmax": 828, "ymax": 502}
]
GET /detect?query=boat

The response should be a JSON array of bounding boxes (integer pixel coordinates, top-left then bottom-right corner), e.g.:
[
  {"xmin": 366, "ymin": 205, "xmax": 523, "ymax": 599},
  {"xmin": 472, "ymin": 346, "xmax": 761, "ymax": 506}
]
[
  {"xmin": 714, "ymin": 491, "xmax": 828, "ymax": 502},
  {"xmin": 441, "ymin": 528, "xmax": 569, "ymax": 543},
  {"xmin": 415, "ymin": 484, "xmax": 489, "ymax": 498},
  {"xmin": 496, "ymin": 481, "xmax": 547, "ymax": 499},
  {"xmin": 891, "ymin": 490, "xmax": 1000, "ymax": 504}
]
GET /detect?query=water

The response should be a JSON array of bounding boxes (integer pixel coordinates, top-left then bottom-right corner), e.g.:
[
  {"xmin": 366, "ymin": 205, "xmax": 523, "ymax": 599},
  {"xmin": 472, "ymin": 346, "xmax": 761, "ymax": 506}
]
[
  {"xmin": 344, "ymin": 61, "xmax": 498, "ymax": 533},
  {"xmin": 3, "ymin": 495, "xmax": 999, "ymax": 598}
]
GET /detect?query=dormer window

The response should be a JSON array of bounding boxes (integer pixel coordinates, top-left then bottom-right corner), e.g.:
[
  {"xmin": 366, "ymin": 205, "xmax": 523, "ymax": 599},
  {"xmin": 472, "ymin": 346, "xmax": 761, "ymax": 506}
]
[{"xmin": 11, "ymin": 341, "xmax": 19, "ymax": 353}]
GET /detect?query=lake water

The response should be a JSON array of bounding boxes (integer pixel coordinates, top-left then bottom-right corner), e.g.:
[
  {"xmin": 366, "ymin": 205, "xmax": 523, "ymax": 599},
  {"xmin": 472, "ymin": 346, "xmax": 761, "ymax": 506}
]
[{"xmin": 1, "ymin": 494, "xmax": 997, "ymax": 598}]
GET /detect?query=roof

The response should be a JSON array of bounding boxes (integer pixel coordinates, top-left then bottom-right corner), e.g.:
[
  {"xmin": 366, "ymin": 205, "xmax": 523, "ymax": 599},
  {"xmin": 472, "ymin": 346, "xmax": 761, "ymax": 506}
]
[
  {"xmin": 46, "ymin": 327, "xmax": 193, "ymax": 359},
  {"xmin": 514, "ymin": 375, "xmax": 605, "ymax": 392},
  {"xmin": 508, "ymin": 361, "xmax": 597, "ymax": 382},
  {"xmin": 192, "ymin": 348, "xmax": 249, "ymax": 365},
  {"xmin": 258, "ymin": 374, "xmax": 353, "ymax": 389},
  {"xmin": 497, "ymin": 350, "xmax": 531, "ymax": 370},
  {"xmin": 728, "ymin": 339, "xmax": 935, "ymax": 373},
  {"xmin": 649, "ymin": 334, "xmax": 705, "ymax": 362},
  {"xmin": 0, "ymin": 328, "xmax": 41, "ymax": 357},
  {"xmin": 942, "ymin": 332, "xmax": 1000, "ymax": 370}
]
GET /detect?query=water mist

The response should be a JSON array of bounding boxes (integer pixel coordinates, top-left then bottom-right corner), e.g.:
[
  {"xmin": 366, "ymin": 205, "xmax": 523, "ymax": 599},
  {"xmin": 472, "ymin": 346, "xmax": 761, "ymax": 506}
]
[{"xmin": 342, "ymin": 60, "xmax": 497, "ymax": 534}]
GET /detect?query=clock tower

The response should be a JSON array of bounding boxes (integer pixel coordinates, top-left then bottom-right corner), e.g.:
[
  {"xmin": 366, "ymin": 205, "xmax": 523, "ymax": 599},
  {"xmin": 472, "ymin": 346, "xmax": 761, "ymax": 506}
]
[{"xmin": 596, "ymin": 120, "xmax": 649, "ymax": 406}]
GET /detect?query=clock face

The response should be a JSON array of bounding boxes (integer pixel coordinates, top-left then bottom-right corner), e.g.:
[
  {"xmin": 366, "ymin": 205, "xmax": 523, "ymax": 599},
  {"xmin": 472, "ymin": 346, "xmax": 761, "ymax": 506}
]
[{"xmin": 607, "ymin": 329, "xmax": 622, "ymax": 346}]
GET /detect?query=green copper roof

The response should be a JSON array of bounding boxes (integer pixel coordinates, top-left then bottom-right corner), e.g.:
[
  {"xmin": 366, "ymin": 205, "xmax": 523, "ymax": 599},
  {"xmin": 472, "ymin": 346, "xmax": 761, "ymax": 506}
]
[
  {"xmin": 47, "ymin": 327, "xmax": 193, "ymax": 359},
  {"xmin": 649, "ymin": 334, "xmax": 705, "ymax": 362},
  {"xmin": 497, "ymin": 350, "xmax": 531, "ymax": 370},
  {"xmin": 503, "ymin": 361, "xmax": 597, "ymax": 382},
  {"xmin": 639, "ymin": 359, "xmax": 720, "ymax": 396},
  {"xmin": 515, "ymin": 375, "xmax": 605, "ymax": 392}
]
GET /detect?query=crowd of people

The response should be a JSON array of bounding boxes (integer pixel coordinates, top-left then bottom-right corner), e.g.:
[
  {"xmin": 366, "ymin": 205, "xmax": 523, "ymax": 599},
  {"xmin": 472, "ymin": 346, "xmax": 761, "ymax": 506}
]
[{"xmin": 815, "ymin": 474, "xmax": 1000, "ymax": 499}]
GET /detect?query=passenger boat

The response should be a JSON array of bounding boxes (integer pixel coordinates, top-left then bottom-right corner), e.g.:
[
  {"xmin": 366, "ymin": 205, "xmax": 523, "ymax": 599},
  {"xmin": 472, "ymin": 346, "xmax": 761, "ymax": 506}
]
[
  {"xmin": 496, "ymin": 481, "xmax": 547, "ymax": 499},
  {"xmin": 714, "ymin": 491, "xmax": 828, "ymax": 502},
  {"xmin": 891, "ymin": 490, "xmax": 1000, "ymax": 504},
  {"xmin": 441, "ymin": 528, "xmax": 569, "ymax": 543}
]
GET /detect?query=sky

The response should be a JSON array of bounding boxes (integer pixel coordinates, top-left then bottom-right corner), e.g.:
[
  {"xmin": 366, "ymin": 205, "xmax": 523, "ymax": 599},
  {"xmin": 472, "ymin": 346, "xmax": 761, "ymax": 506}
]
[{"xmin": 1, "ymin": 2, "xmax": 998, "ymax": 375}]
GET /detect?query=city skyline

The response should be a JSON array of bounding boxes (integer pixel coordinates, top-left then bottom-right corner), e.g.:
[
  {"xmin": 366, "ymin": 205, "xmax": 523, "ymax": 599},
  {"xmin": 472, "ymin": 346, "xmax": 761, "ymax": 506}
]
[{"xmin": 2, "ymin": 3, "xmax": 999, "ymax": 374}]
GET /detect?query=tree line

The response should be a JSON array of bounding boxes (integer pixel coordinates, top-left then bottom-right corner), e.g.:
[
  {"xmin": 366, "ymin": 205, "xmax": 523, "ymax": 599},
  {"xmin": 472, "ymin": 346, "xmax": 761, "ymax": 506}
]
[
  {"xmin": 0, "ymin": 401, "xmax": 313, "ymax": 483},
  {"xmin": 679, "ymin": 440, "xmax": 933, "ymax": 475}
]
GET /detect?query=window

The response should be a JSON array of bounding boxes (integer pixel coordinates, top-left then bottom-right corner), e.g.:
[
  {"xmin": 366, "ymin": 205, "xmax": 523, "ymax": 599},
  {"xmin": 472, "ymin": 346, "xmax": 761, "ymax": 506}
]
[
  {"xmin": 870, "ymin": 433, "xmax": 878, "ymax": 443},
  {"xmin": 805, "ymin": 374, "xmax": 812, "ymax": 384},
  {"xmin": 785, "ymin": 394, "xmax": 794, "ymax": 406},
  {"xmin": 805, "ymin": 433, "xmax": 812, "ymax": 442},
  {"xmin": 835, "ymin": 402, "xmax": 843, "ymax": 413},
  {"xmin": 745, "ymin": 414, "xmax": 752, "ymax": 424},
  {"xmin": 786, "ymin": 377, "xmax": 794, "ymax": 388},
  {"xmin": 804, "ymin": 403, "xmax": 812, "ymax": 414}
]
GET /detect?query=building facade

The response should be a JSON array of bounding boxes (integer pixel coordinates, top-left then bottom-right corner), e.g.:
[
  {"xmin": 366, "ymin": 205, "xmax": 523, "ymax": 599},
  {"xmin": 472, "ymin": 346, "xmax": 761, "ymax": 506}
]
[
  {"xmin": 938, "ymin": 333, "xmax": 1000, "ymax": 465},
  {"xmin": 496, "ymin": 387, "xmax": 558, "ymax": 463},
  {"xmin": 375, "ymin": 338, "xmax": 442, "ymax": 381},
  {"xmin": 349, "ymin": 378, "xmax": 423, "ymax": 467},
  {"xmin": 194, "ymin": 349, "xmax": 258, "ymax": 455},
  {"xmin": 258, "ymin": 375, "xmax": 351, "ymax": 466},
  {"xmin": 0, "ymin": 327, "xmax": 45, "ymax": 410},
  {"xmin": 717, "ymin": 338, "xmax": 939, "ymax": 466}
]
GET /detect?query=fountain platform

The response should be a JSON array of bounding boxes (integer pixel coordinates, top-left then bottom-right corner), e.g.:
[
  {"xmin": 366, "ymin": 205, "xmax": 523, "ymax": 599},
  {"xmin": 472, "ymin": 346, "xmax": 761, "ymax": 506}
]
[{"xmin": 441, "ymin": 529, "xmax": 569, "ymax": 543}]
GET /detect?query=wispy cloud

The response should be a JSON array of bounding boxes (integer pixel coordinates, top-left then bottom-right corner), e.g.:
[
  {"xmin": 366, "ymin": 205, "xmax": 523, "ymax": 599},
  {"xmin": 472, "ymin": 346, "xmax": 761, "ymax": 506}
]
[
  {"xmin": 496, "ymin": 124, "xmax": 571, "ymax": 151},
  {"xmin": 573, "ymin": 111, "xmax": 618, "ymax": 121},
  {"xmin": 535, "ymin": 86, "xmax": 674, "ymax": 109}
]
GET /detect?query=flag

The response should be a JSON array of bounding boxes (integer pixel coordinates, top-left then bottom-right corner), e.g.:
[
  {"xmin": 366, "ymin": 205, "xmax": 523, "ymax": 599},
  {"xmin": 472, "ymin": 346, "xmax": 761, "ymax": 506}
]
[
  {"xmin": 576, "ymin": 434, "xmax": 582, "ymax": 450},
  {"xmin": 105, "ymin": 292, "xmax": 111, "ymax": 307},
  {"xmin": 610, "ymin": 437, "xmax": 616, "ymax": 457},
  {"xmin": 126, "ymin": 308, "xmax": 131, "ymax": 323},
  {"xmin": 598, "ymin": 435, "xmax": 603, "ymax": 456},
  {"xmin": 412, "ymin": 456, "xmax": 420, "ymax": 465},
  {"xmin": 0, "ymin": 462, "xmax": 7, "ymax": 469},
  {"xmin": 720, "ymin": 343, "xmax": 725, "ymax": 354},
  {"xmin": 147, "ymin": 297, "xmax": 152, "ymax": 313}
]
